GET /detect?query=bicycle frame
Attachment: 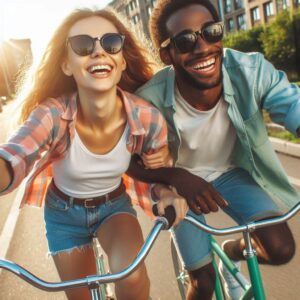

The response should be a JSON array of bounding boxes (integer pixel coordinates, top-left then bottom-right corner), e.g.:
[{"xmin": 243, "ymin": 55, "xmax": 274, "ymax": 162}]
[
  {"xmin": 179, "ymin": 202, "xmax": 300, "ymax": 300},
  {"xmin": 0, "ymin": 215, "xmax": 172, "ymax": 300}
]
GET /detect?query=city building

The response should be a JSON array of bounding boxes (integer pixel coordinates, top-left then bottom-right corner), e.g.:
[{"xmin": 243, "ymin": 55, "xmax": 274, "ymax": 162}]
[
  {"xmin": 223, "ymin": 0, "xmax": 300, "ymax": 32},
  {"xmin": 0, "ymin": 39, "xmax": 32, "ymax": 98}
]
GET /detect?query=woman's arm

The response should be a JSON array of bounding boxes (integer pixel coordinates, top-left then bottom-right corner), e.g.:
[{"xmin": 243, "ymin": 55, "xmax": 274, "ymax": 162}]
[{"xmin": 0, "ymin": 158, "xmax": 13, "ymax": 192}]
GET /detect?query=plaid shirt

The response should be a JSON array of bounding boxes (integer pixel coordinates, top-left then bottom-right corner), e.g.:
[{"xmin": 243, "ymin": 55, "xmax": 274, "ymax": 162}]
[{"xmin": 0, "ymin": 88, "xmax": 168, "ymax": 215}]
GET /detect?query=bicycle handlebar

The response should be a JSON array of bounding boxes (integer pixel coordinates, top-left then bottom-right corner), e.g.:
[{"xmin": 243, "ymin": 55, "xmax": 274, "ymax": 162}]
[
  {"xmin": 184, "ymin": 202, "xmax": 300, "ymax": 236},
  {"xmin": 0, "ymin": 215, "xmax": 170, "ymax": 292}
]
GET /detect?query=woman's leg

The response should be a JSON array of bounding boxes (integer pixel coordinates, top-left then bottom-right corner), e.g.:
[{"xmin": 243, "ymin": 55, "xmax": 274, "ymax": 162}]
[
  {"xmin": 97, "ymin": 213, "xmax": 150, "ymax": 300},
  {"xmin": 53, "ymin": 246, "xmax": 97, "ymax": 300}
]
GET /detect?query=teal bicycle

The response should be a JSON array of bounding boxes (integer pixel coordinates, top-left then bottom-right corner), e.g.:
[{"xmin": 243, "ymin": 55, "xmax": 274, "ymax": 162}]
[{"xmin": 171, "ymin": 202, "xmax": 300, "ymax": 300}]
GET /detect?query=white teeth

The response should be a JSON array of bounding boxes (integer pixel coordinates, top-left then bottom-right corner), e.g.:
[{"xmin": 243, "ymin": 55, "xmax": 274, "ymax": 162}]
[
  {"xmin": 193, "ymin": 57, "xmax": 216, "ymax": 70},
  {"xmin": 89, "ymin": 64, "xmax": 112, "ymax": 73}
]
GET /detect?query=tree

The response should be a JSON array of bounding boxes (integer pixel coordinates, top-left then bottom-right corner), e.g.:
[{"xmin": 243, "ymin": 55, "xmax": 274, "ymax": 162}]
[
  {"xmin": 223, "ymin": 26, "xmax": 264, "ymax": 53},
  {"xmin": 260, "ymin": 11, "xmax": 295, "ymax": 72}
]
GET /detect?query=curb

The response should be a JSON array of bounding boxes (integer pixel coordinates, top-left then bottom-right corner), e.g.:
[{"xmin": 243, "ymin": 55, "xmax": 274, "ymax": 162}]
[{"xmin": 270, "ymin": 137, "xmax": 300, "ymax": 158}]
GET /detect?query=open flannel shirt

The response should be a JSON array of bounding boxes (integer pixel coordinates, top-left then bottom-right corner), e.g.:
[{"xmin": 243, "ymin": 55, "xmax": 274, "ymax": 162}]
[{"xmin": 0, "ymin": 88, "xmax": 168, "ymax": 216}]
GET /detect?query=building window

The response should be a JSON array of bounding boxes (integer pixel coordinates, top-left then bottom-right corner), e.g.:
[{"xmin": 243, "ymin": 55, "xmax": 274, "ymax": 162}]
[
  {"xmin": 227, "ymin": 18, "xmax": 234, "ymax": 32},
  {"xmin": 237, "ymin": 14, "xmax": 246, "ymax": 30},
  {"xmin": 224, "ymin": 0, "xmax": 231, "ymax": 13},
  {"xmin": 235, "ymin": 0, "xmax": 244, "ymax": 9},
  {"xmin": 132, "ymin": 14, "xmax": 140, "ymax": 24},
  {"xmin": 264, "ymin": 1, "xmax": 274, "ymax": 17},
  {"xmin": 251, "ymin": 7, "xmax": 260, "ymax": 22}
]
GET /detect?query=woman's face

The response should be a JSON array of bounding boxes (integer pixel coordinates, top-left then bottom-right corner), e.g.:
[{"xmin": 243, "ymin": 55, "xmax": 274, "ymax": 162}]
[{"xmin": 62, "ymin": 16, "xmax": 126, "ymax": 94}]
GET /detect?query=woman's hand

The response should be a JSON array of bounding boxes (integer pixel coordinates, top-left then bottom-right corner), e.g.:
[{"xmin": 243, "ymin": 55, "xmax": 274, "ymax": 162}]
[
  {"xmin": 142, "ymin": 145, "xmax": 172, "ymax": 169},
  {"xmin": 153, "ymin": 184, "xmax": 188, "ymax": 227}
]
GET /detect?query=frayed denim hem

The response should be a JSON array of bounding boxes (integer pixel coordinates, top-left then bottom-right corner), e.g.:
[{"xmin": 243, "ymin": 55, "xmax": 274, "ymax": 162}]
[{"xmin": 48, "ymin": 243, "xmax": 93, "ymax": 257}]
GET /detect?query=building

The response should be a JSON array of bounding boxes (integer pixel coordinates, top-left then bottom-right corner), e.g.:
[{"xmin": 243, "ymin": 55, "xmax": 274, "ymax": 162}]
[
  {"xmin": 223, "ymin": 0, "xmax": 300, "ymax": 32},
  {"xmin": 0, "ymin": 39, "xmax": 32, "ymax": 98}
]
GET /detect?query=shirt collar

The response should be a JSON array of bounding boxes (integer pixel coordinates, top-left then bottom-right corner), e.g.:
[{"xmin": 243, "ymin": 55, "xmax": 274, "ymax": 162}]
[
  {"xmin": 119, "ymin": 87, "xmax": 145, "ymax": 136},
  {"xmin": 60, "ymin": 92, "xmax": 78, "ymax": 121}
]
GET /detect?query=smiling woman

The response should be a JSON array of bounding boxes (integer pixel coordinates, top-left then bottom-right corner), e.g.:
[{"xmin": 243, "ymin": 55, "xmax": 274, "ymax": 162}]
[{"xmin": 0, "ymin": 6, "xmax": 184, "ymax": 300}]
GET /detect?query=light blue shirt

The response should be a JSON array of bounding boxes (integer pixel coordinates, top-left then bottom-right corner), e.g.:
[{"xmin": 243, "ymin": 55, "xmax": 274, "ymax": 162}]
[{"xmin": 136, "ymin": 48, "xmax": 300, "ymax": 210}]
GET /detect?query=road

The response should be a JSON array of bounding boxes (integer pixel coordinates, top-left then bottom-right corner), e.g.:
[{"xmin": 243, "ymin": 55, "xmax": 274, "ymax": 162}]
[{"xmin": 0, "ymin": 103, "xmax": 300, "ymax": 299}]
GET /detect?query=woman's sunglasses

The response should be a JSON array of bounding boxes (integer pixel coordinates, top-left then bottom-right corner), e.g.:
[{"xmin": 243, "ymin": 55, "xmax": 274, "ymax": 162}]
[
  {"xmin": 160, "ymin": 22, "xmax": 224, "ymax": 54},
  {"xmin": 67, "ymin": 33, "xmax": 125, "ymax": 56}
]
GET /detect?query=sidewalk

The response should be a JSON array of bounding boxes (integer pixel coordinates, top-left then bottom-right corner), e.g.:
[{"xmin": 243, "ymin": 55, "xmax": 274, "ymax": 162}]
[{"xmin": 270, "ymin": 137, "xmax": 300, "ymax": 158}]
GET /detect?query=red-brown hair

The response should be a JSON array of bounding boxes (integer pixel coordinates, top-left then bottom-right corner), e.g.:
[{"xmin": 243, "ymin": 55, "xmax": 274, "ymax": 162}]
[{"xmin": 17, "ymin": 8, "xmax": 156, "ymax": 124}]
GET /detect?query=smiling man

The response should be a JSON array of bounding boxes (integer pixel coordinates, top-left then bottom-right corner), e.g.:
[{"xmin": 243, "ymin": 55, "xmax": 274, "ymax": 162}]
[{"xmin": 133, "ymin": 0, "xmax": 300, "ymax": 299}]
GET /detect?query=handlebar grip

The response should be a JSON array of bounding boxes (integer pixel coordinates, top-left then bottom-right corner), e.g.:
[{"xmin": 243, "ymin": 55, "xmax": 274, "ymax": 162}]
[{"xmin": 152, "ymin": 204, "xmax": 176, "ymax": 229}]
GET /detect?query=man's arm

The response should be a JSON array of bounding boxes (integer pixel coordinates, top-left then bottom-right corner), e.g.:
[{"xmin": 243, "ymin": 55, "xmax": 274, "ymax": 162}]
[{"xmin": 126, "ymin": 154, "xmax": 228, "ymax": 214}]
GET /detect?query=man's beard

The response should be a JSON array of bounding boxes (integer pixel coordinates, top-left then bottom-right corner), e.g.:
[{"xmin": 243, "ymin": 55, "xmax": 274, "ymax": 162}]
[
  {"xmin": 172, "ymin": 50, "xmax": 223, "ymax": 90},
  {"xmin": 175, "ymin": 63, "xmax": 222, "ymax": 90}
]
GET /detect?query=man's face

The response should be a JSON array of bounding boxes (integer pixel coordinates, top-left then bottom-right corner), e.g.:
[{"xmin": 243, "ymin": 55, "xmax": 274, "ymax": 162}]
[{"xmin": 164, "ymin": 4, "xmax": 223, "ymax": 90}]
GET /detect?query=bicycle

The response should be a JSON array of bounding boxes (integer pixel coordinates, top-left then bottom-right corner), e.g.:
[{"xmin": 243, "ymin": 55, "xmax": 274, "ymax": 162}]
[
  {"xmin": 170, "ymin": 202, "xmax": 300, "ymax": 300},
  {"xmin": 0, "ymin": 207, "xmax": 176, "ymax": 300}
]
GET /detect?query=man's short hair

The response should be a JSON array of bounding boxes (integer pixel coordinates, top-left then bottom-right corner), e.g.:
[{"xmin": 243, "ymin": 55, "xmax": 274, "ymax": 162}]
[{"xmin": 149, "ymin": 0, "xmax": 220, "ymax": 49}]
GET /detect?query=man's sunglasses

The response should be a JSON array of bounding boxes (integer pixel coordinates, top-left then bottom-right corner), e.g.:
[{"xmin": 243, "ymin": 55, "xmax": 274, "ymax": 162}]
[
  {"xmin": 160, "ymin": 22, "xmax": 224, "ymax": 54},
  {"xmin": 67, "ymin": 33, "xmax": 125, "ymax": 56}
]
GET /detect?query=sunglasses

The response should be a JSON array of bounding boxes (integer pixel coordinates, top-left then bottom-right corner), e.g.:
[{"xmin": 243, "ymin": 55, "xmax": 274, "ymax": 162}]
[
  {"xmin": 67, "ymin": 33, "xmax": 125, "ymax": 56},
  {"xmin": 161, "ymin": 22, "xmax": 224, "ymax": 54}
]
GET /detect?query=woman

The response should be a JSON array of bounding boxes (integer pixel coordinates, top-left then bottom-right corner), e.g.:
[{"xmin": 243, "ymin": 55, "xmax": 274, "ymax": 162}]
[{"xmin": 0, "ymin": 8, "xmax": 187, "ymax": 300}]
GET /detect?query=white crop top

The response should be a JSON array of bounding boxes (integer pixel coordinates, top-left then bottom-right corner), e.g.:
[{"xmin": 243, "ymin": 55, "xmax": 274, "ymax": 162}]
[{"xmin": 52, "ymin": 124, "xmax": 131, "ymax": 198}]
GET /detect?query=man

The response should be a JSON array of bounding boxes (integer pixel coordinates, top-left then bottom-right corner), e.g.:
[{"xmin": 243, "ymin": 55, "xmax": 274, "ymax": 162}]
[{"xmin": 128, "ymin": 0, "xmax": 300, "ymax": 299}]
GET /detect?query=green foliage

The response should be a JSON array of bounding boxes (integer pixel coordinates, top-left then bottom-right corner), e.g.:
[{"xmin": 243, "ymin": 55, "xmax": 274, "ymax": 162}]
[
  {"xmin": 223, "ymin": 10, "xmax": 300, "ymax": 79},
  {"xmin": 223, "ymin": 26, "xmax": 264, "ymax": 53},
  {"xmin": 260, "ymin": 11, "xmax": 296, "ymax": 71},
  {"xmin": 267, "ymin": 129, "xmax": 300, "ymax": 144}
]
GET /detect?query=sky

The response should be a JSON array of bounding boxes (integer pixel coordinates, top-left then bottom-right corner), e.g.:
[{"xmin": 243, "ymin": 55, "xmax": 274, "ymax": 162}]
[{"xmin": 0, "ymin": 0, "xmax": 111, "ymax": 59}]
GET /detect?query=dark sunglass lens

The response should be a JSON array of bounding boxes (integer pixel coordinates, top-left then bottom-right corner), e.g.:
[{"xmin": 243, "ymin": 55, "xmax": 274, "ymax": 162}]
[
  {"xmin": 175, "ymin": 33, "xmax": 197, "ymax": 53},
  {"xmin": 102, "ymin": 34, "xmax": 123, "ymax": 54},
  {"xmin": 69, "ymin": 35, "xmax": 94, "ymax": 56},
  {"xmin": 203, "ymin": 23, "xmax": 223, "ymax": 43}
]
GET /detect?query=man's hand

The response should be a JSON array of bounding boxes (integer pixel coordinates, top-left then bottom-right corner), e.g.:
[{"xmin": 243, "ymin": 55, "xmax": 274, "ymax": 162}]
[
  {"xmin": 126, "ymin": 155, "xmax": 227, "ymax": 215},
  {"xmin": 169, "ymin": 168, "xmax": 228, "ymax": 215},
  {"xmin": 154, "ymin": 184, "xmax": 188, "ymax": 227}
]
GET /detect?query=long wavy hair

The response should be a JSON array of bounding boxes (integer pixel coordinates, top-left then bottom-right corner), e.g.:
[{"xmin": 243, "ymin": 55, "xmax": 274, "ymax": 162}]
[{"xmin": 16, "ymin": 8, "xmax": 156, "ymax": 124}]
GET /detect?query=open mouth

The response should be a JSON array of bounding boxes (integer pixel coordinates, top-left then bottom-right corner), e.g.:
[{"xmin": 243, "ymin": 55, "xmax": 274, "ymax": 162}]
[
  {"xmin": 87, "ymin": 64, "xmax": 113, "ymax": 75},
  {"xmin": 192, "ymin": 57, "xmax": 216, "ymax": 71}
]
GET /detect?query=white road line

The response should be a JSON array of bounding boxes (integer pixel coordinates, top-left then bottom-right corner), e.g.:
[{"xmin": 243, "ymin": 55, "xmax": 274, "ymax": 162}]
[{"xmin": 0, "ymin": 184, "xmax": 24, "ymax": 274}]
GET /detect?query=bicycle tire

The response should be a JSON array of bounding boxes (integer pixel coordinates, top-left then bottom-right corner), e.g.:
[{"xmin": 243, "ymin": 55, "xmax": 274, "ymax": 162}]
[{"xmin": 170, "ymin": 238, "xmax": 190, "ymax": 299}]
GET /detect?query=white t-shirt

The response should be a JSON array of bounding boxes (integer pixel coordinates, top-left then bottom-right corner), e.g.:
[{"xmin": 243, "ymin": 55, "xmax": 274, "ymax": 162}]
[
  {"xmin": 174, "ymin": 85, "xmax": 237, "ymax": 182},
  {"xmin": 52, "ymin": 124, "xmax": 131, "ymax": 198}
]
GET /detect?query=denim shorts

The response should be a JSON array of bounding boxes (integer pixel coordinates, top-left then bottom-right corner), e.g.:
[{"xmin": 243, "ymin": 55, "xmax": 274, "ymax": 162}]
[
  {"xmin": 171, "ymin": 168, "xmax": 282, "ymax": 271},
  {"xmin": 44, "ymin": 186, "xmax": 137, "ymax": 255}
]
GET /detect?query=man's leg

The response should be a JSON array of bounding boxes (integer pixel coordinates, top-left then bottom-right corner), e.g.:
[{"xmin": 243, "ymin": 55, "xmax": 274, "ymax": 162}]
[
  {"xmin": 223, "ymin": 220, "xmax": 295, "ymax": 264},
  {"xmin": 187, "ymin": 263, "xmax": 215, "ymax": 300},
  {"xmin": 172, "ymin": 212, "xmax": 215, "ymax": 300},
  {"xmin": 212, "ymin": 168, "xmax": 295, "ymax": 299}
]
